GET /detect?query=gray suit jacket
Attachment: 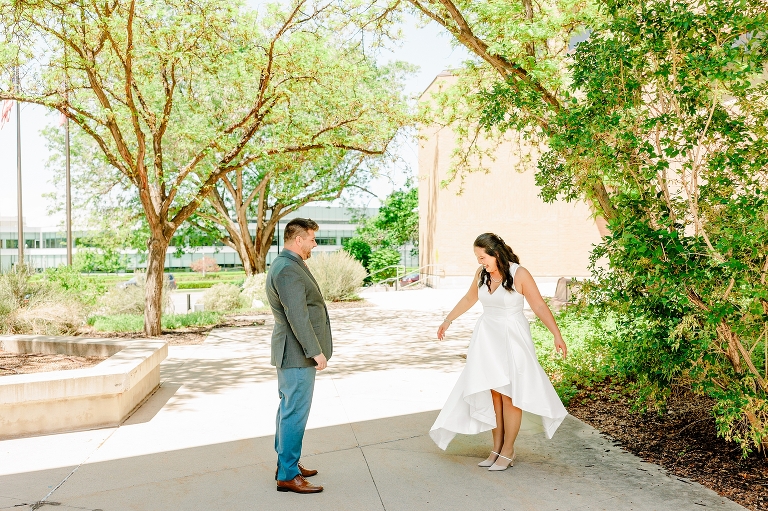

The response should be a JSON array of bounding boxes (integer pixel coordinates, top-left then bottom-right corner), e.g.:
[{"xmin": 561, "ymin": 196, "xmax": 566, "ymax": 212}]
[{"xmin": 266, "ymin": 250, "xmax": 332, "ymax": 368}]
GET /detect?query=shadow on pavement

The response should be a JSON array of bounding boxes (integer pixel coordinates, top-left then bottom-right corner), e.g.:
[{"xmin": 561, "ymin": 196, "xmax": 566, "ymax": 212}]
[{"xmin": 0, "ymin": 410, "xmax": 745, "ymax": 511}]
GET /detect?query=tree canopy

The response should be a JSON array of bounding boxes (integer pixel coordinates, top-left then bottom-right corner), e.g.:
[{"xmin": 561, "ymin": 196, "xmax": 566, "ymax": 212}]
[
  {"xmin": 0, "ymin": 0, "xmax": 409, "ymax": 333},
  {"xmin": 403, "ymin": 0, "xmax": 768, "ymax": 454}
]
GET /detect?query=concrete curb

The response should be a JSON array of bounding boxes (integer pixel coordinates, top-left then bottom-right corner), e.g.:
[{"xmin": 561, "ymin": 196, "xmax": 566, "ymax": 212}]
[{"xmin": 0, "ymin": 335, "xmax": 167, "ymax": 439}]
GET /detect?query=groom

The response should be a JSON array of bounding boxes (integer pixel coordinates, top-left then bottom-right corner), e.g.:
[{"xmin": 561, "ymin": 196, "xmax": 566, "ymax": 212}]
[{"xmin": 266, "ymin": 218, "xmax": 332, "ymax": 494}]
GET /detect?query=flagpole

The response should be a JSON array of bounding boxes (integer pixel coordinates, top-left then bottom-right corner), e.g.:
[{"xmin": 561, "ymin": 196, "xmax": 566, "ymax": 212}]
[
  {"xmin": 65, "ymin": 115, "xmax": 72, "ymax": 266},
  {"xmin": 63, "ymin": 16, "xmax": 72, "ymax": 267},
  {"xmin": 15, "ymin": 67, "xmax": 23, "ymax": 267}
]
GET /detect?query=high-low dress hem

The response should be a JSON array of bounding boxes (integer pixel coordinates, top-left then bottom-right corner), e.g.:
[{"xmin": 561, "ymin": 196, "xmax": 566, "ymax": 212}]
[{"xmin": 429, "ymin": 263, "xmax": 567, "ymax": 451}]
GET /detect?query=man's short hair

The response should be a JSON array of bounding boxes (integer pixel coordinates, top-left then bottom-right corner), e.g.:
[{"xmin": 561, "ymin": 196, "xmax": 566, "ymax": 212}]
[{"xmin": 284, "ymin": 218, "xmax": 319, "ymax": 243}]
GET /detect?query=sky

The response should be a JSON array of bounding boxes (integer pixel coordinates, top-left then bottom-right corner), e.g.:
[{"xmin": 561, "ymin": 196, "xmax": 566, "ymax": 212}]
[{"xmin": 0, "ymin": 12, "xmax": 470, "ymax": 229}]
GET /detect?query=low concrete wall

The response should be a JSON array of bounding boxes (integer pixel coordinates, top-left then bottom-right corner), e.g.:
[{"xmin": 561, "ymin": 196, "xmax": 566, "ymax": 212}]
[{"xmin": 0, "ymin": 335, "xmax": 168, "ymax": 440}]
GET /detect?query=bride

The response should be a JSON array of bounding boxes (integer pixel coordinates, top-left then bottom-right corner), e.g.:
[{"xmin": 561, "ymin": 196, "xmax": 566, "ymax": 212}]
[{"xmin": 430, "ymin": 233, "xmax": 568, "ymax": 471}]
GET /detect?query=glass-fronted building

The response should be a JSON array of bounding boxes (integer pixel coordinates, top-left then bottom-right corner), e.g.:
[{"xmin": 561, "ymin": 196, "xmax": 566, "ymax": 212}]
[{"xmin": 0, "ymin": 205, "xmax": 399, "ymax": 272}]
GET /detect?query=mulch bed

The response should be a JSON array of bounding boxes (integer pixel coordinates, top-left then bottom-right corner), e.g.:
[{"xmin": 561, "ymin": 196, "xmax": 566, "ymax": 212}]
[
  {"xmin": 567, "ymin": 379, "xmax": 768, "ymax": 511},
  {"xmin": 0, "ymin": 350, "xmax": 106, "ymax": 376}
]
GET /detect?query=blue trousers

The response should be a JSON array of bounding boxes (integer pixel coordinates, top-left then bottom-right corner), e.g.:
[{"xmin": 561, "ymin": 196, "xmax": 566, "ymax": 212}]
[{"xmin": 275, "ymin": 366, "xmax": 316, "ymax": 481}]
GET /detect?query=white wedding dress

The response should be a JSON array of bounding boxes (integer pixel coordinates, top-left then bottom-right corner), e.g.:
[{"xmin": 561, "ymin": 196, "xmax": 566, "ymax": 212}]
[{"xmin": 430, "ymin": 263, "xmax": 568, "ymax": 450}]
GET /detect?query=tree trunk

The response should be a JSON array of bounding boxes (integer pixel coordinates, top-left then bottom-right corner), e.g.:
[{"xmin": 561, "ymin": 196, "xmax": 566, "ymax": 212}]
[
  {"xmin": 235, "ymin": 242, "xmax": 258, "ymax": 276},
  {"xmin": 144, "ymin": 235, "xmax": 168, "ymax": 336},
  {"xmin": 253, "ymin": 223, "xmax": 277, "ymax": 274},
  {"xmin": 223, "ymin": 213, "xmax": 274, "ymax": 276},
  {"xmin": 231, "ymin": 228, "xmax": 270, "ymax": 275}
]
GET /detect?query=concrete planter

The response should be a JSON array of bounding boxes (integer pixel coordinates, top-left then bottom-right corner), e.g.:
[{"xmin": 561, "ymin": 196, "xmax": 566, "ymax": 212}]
[{"xmin": 0, "ymin": 335, "xmax": 167, "ymax": 440}]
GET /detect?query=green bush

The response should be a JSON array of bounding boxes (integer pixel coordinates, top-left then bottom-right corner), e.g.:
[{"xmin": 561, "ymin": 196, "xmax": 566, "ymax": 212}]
[
  {"xmin": 162, "ymin": 311, "xmax": 222, "ymax": 329},
  {"xmin": 88, "ymin": 311, "xmax": 222, "ymax": 332},
  {"xmin": 342, "ymin": 237, "xmax": 372, "ymax": 269},
  {"xmin": 87, "ymin": 314, "xmax": 144, "ymax": 332},
  {"xmin": 97, "ymin": 271, "xmax": 172, "ymax": 315},
  {"xmin": 0, "ymin": 265, "xmax": 86, "ymax": 335},
  {"xmin": 531, "ymin": 306, "xmax": 614, "ymax": 405},
  {"xmin": 307, "ymin": 251, "xmax": 367, "ymax": 301},
  {"xmin": 367, "ymin": 248, "xmax": 401, "ymax": 281},
  {"xmin": 201, "ymin": 283, "xmax": 246, "ymax": 312},
  {"xmin": 177, "ymin": 281, "xmax": 216, "ymax": 290},
  {"xmin": 174, "ymin": 273, "xmax": 242, "ymax": 282},
  {"xmin": 241, "ymin": 273, "xmax": 268, "ymax": 308},
  {"xmin": 43, "ymin": 266, "xmax": 109, "ymax": 306}
]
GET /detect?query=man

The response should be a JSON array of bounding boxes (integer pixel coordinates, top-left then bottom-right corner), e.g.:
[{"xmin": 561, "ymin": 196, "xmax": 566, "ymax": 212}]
[{"xmin": 266, "ymin": 218, "xmax": 332, "ymax": 494}]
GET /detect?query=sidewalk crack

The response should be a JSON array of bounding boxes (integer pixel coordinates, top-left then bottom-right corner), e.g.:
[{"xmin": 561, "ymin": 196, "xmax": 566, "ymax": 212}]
[
  {"xmin": 329, "ymin": 376, "xmax": 387, "ymax": 511},
  {"xmin": 33, "ymin": 428, "xmax": 118, "ymax": 509}
]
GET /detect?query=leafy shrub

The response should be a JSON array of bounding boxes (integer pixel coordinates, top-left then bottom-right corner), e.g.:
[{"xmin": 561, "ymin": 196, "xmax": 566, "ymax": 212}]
[
  {"xmin": 162, "ymin": 311, "xmax": 222, "ymax": 329},
  {"xmin": 342, "ymin": 237, "xmax": 372, "ymax": 269},
  {"xmin": 88, "ymin": 311, "xmax": 222, "ymax": 332},
  {"xmin": 241, "ymin": 273, "xmax": 268, "ymax": 308},
  {"xmin": 367, "ymin": 248, "xmax": 401, "ymax": 281},
  {"xmin": 0, "ymin": 265, "xmax": 85, "ymax": 335},
  {"xmin": 201, "ymin": 283, "xmax": 246, "ymax": 311},
  {"xmin": 43, "ymin": 265, "xmax": 109, "ymax": 306},
  {"xmin": 306, "ymin": 251, "xmax": 367, "ymax": 301},
  {"xmin": 190, "ymin": 256, "xmax": 220, "ymax": 274},
  {"xmin": 531, "ymin": 306, "xmax": 614, "ymax": 405},
  {"xmin": 98, "ymin": 285, "xmax": 146, "ymax": 315},
  {"xmin": 176, "ymin": 281, "xmax": 216, "ymax": 290},
  {"xmin": 97, "ymin": 271, "xmax": 172, "ymax": 315}
]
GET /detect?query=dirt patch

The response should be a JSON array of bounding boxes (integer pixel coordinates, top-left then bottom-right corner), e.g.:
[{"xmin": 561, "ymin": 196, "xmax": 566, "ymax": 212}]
[
  {"xmin": 0, "ymin": 350, "xmax": 106, "ymax": 376},
  {"xmin": 567, "ymin": 379, "xmax": 768, "ymax": 511},
  {"xmin": 77, "ymin": 317, "xmax": 268, "ymax": 346}
]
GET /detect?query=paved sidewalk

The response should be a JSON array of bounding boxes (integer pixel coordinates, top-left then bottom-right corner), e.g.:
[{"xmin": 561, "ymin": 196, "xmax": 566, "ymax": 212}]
[{"xmin": 0, "ymin": 289, "xmax": 747, "ymax": 511}]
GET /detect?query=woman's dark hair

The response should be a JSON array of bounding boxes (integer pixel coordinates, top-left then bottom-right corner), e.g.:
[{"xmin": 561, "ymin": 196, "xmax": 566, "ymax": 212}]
[{"xmin": 474, "ymin": 233, "xmax": 520, "ymax": 293}]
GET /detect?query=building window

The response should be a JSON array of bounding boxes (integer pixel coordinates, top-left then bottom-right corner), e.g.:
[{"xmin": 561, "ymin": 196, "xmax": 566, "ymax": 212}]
[
  {"xmin": 44, "ymin": 237, "xmax": 65, "ymax": 248},
  {"xmin": 315, "ymin": 237, "xmax": 337, "ymax": 246}
]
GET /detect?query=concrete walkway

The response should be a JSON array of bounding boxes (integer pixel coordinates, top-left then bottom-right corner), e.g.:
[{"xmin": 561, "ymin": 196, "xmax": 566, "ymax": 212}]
[{"xmin": 0, "ymin": 288, "xmax": 746, "ymax": 511}]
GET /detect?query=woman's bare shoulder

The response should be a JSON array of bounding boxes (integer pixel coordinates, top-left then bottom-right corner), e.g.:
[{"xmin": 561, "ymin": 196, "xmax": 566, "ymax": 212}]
[{"xmin": 514, "ymin": 265, "xmax": 533, "ymax": 279}]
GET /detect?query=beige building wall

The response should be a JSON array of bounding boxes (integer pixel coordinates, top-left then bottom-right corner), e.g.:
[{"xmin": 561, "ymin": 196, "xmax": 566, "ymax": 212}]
[{"xmin": 419, "ymin": 76, "xmax": 603, "ymax": 285}]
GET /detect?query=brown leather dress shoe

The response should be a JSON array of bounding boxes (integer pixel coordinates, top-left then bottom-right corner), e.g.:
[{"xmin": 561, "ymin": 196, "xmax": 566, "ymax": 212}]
[
  {"xmin": 298, "ymin": 462, "xmax": 318, "ymax": 477},
  {"xmin": 276, "ymin": 475, "xmax": 323, "ymax": 494},
  {"xmin": 275, "ymin": 463, "xmax": 318, "ymax": 479}
]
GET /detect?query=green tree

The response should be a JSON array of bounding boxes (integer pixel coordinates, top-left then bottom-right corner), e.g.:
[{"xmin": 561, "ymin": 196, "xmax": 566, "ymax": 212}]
[
  {"xmin": 0, "ymin": 0, "xmax": 399, "ymax": 334},
  {"xmin": 44, "ymin": 126, "xmax": 148, "ymax": 273},
  {"xmin": 564, "ymin": 0, "xmax": 768, "ymax": 454},
  {"xmin": 373, "ymin": 184, "xmax": 418, "ymax": 248},
  {"xmin": 406, "ymin": 0, "xmax": 768, "ymax": 453},
  {"xmin": 342, "ymin": 237, "xmax": 373, "ymax": 269},
  {"xmin": 345, "ymin": 184, "xmax": 417, "ymax": 279},
  {"xmin": 194, "ymin": 111, "xmax": 410, "ymax": 275},
  {"xmin": 367, "ymin": 247, "xmax": 401, "ymax": 280}
]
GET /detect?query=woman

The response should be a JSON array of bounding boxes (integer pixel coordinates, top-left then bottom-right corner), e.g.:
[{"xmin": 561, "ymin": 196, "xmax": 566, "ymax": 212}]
[{"xmin": 429, "ymin": 233, "xmax": 568, "ymax": 471}]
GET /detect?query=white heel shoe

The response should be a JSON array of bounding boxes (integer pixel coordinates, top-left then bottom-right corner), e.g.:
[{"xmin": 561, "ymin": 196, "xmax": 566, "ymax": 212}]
[
  {"xmin": 488, "ymin": 451, "xmax": 516, "ymax": 471},
  {"xmin": 478, "ymin": 451, "xmax": 500, "ymax": 467}
]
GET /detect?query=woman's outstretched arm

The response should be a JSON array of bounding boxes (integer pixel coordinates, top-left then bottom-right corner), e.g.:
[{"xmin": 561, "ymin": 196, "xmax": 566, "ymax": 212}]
[
  {"xmin": 437, "ymin": 267, "xmax": 481, "ymax": 340},
  {"xmin": 514, "ymin": 267, "xmax": 568, "ymax": 358}
]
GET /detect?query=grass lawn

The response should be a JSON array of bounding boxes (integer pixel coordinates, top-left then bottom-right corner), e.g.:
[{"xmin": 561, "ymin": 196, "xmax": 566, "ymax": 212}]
[{"xmin": 88, "ymin": 311, "xmax": 223, "ymax": 332}]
